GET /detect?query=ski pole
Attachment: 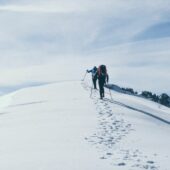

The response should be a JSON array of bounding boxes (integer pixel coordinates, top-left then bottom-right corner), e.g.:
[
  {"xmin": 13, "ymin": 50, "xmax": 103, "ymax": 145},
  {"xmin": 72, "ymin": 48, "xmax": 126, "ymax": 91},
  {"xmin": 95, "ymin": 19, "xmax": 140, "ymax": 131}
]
[
  {"xmin": 82, "ymin": 72, "xmax": 87, "ymax": 81},
  {"xmin": 90, "ymin": 81, "xmax": 93, "ymax": 98},
  {"xmin": 90, "ymin": 87, "xmax": 93, "ymax": 98},
  {"xmin": 109, "ymin": 88, "xmax": 113, "ymax": 101}
]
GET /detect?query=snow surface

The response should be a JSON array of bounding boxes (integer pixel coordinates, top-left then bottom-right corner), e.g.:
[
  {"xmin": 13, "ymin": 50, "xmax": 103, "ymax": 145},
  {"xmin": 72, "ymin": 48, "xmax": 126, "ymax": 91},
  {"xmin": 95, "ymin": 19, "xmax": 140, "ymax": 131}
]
[{"xmin": 0, "ymin": 75, "xmax": 170, "ymax": 170}]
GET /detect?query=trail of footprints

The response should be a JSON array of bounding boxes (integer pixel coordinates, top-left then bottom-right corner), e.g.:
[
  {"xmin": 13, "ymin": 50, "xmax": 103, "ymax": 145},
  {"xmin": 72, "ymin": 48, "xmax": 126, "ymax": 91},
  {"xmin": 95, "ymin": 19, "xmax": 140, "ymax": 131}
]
[{"xmin": 82, "ymin": 82, "xmax": 159, "ymax": 170}]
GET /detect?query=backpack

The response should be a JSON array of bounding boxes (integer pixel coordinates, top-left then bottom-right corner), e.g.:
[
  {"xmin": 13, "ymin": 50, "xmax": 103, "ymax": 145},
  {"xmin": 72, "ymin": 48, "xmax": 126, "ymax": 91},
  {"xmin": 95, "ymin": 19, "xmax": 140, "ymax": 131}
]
[
  {"xmin": 97, "ymin": 65, "xmax": 108, "ymax": 83},
  {"xmin": 98, "ymin": 65, "xmax": 107, "ymax": 76}
]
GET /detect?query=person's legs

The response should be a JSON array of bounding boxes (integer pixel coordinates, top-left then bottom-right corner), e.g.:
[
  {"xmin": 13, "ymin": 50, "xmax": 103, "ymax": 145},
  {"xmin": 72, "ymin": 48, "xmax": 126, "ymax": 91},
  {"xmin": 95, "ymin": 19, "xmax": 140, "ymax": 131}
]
[
  {"xmin": 102, "ymin": 85, "xmax": 104, "ymax": 97},
  {"xmin": 93, "ymin": 78, "xmax": 97, "ymax": 89},
  {"xmin": 99, "ymin": 81, "xmax": 104, "ymax": 99},
  {"xmin": 93, "ymin": 78, "xmax": 96, "ymax": 89},
  {"xmin": 101, "ymin": 83, "xmax": 105, "ymax": 98}
]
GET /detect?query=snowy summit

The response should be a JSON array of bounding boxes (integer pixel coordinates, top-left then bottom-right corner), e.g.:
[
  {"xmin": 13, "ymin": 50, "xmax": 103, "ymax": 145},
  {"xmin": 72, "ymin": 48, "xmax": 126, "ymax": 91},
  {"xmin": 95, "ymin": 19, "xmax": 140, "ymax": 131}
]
[{"xmin": 0, "ymin": 74, "xmax": 170, "ymax": 170}]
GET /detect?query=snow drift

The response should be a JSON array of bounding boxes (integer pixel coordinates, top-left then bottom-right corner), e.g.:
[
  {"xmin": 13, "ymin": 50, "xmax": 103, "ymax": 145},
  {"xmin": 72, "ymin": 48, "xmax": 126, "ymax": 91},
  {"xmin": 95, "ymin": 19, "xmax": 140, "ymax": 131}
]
[{"xmin": 0, "ymin": 79, "xmax": 170, "ymax": 170}]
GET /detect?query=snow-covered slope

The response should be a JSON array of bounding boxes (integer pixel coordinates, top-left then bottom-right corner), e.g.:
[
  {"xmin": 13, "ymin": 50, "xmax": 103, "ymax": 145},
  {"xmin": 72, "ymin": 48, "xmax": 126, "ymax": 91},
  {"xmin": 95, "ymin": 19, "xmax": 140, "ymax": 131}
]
[
  {"xmin": 0, "ymin": 80, "xmax": 170, "ymax": 170},
  {"xmin": 83, "ymin": 81, "xmax": 170, "ymax": 170}
]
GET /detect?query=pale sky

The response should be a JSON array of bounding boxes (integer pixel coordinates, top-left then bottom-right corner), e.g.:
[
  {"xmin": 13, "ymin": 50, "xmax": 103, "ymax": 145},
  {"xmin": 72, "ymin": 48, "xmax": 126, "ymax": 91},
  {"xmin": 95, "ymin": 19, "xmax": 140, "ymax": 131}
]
[
  {"xmin": 0, "ymin": 0, "xmax": 170, "ymax": 94},
  {"xmin": 0, "ymin": 0, "xmax": 170, "ymax": 57}
]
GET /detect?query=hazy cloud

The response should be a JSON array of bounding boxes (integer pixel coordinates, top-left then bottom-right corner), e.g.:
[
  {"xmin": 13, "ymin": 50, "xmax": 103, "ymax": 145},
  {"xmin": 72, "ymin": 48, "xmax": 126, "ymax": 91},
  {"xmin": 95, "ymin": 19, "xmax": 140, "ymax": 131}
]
[{"xmin": 0, "ymin": 0, "xmax": 170, "ymax": 93}]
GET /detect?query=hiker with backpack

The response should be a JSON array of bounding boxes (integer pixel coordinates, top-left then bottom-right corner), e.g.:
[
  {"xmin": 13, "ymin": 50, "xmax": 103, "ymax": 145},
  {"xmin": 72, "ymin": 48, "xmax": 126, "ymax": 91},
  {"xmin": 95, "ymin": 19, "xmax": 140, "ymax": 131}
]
[
  {"xmin": 97, "ymin": 65, "xmax": 109, "ymax": 99},
  {"xmin": 87, "ymin": 66, "xmax": 98, "ymax": 89}
]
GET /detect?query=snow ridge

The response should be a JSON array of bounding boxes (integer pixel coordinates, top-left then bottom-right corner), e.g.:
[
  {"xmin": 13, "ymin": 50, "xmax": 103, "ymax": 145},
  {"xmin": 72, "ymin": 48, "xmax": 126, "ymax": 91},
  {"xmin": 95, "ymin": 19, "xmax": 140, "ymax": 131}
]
[{"xmin": 82, "ymin": 81, "xmax": 161, "ymax": 170}]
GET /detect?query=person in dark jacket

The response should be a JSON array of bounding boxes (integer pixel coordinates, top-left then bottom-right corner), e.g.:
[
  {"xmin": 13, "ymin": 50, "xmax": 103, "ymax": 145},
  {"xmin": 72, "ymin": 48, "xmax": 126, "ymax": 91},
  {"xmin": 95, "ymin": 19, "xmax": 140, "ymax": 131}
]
[
  {"xmin": 97, "ymin": 65, "xmax": 109, "ymax": 99},
  {"xmin": 87, "ymin": 66, "xmax": 98, "ymax": 89}
]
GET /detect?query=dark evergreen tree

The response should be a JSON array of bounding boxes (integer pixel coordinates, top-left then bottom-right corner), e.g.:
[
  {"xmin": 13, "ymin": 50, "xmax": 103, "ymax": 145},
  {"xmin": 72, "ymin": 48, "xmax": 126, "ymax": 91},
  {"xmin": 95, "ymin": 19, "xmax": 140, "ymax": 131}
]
[
  {"xmin": 152, "ymin": 94, "xmax": 159, "ymax": 102},
  {"xmin": 159, "ymin": 93, "xmax": 170, "ymax": 107},
  {"xmin": 141, "ymin": 91, "xmax": 153, "ymax": 98}
]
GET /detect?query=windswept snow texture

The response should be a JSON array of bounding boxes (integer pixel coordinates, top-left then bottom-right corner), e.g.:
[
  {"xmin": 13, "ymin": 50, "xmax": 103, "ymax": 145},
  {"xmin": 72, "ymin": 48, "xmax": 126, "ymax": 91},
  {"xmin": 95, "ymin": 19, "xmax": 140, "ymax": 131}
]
[
  {"xmin": 83, "ymin": 81, "xmax": 170, "ymax": 170},
  {"xmin": 0, "ymin": 80, "xmax": 170, "ymax": 170}
]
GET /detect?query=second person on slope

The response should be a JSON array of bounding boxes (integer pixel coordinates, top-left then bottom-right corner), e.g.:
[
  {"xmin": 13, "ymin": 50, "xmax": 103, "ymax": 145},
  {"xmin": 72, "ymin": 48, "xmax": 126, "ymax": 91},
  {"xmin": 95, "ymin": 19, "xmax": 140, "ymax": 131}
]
[{"xmin": 87, "ymin": 66, "xmax": 98, "ymax": 89}]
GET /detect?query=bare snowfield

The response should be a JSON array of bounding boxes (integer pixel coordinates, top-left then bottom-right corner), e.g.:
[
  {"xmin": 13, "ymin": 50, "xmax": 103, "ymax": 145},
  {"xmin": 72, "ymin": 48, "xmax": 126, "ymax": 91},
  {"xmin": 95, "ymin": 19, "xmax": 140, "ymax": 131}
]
[{"xmin": 0, "ymin": 78, "xmax": 170, "ymax": 170}]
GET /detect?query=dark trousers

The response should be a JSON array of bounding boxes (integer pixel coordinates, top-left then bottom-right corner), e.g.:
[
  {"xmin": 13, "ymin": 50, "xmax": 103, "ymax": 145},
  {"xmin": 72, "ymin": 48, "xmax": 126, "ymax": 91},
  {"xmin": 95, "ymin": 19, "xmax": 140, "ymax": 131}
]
[
  {"xmin": 99, "ymin": 81, "xmax": 105, "ymax": 99},
  {"xmin": 92, "ymin": 78, "xmax": 97, "ymax": 89}
]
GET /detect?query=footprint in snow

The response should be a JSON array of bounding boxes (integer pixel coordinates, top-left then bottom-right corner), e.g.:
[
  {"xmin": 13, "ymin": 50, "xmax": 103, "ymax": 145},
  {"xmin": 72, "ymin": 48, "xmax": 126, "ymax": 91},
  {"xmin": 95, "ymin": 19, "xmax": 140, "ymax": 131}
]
[{"xmin": 82, "ymin": 82, "xmax": 160, "ymax": 170}]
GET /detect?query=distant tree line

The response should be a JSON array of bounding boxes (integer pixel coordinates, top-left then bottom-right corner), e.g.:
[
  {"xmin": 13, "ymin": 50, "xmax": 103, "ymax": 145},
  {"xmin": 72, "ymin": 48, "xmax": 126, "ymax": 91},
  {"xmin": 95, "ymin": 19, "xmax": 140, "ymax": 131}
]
[
  {"xmin": 121, "ymin": 88, "xmax": 138, "ymax": 95},
  {"xmin": 105, "ymin": 84, "xmax": 170, "ymax": 108},
  {"xmin": 121, "ymin": 88, "xmax": 170, "ymax": 108},
  {"xmin": 140, "ymin": 91, "xmax": 170, "ymax": 107}
]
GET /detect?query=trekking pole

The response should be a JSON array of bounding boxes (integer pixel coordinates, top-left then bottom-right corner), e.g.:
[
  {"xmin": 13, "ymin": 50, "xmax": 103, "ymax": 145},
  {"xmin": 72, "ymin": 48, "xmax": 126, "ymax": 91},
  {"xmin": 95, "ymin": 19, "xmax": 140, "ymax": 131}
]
[
  {"xmin": 106, "ymin": 85, "xmax": 113, "ymax": 101},
  {"xmin": 90, "ymin": 82, "xmax": 93, "ymax": 98},
  {"xmin": 90, "ymin": 87, "xmax": 93, "ymax": 98},
  {"xmin": 109, "ymin": 88, "xmax": 113, "ymax": 101},
  {"xmin": 82, "ymin": 72, "xmax": 87, "ymax": 81}
]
